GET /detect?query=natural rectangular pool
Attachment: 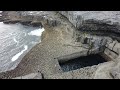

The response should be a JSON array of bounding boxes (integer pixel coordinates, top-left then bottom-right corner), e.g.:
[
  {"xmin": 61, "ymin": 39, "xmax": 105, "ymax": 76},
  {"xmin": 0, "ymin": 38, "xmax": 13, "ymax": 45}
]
[{"xmin": 59, "ymin": 54, "xmax": 107, "ymax": 72}]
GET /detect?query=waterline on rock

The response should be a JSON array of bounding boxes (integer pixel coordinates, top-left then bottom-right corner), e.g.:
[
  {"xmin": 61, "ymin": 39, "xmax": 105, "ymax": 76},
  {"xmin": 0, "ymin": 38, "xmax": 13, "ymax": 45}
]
[{"xmin": 11, "ymin": 45, "xmax": 28, "ymax": 62}]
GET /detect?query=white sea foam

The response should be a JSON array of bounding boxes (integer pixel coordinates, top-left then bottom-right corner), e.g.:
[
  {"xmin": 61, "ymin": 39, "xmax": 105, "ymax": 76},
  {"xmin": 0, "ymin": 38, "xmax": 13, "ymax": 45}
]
[
  {"xmin": 24, "ymin": 32, "xmax": 26, "ymax": 36},
  {"xmin": 13, "ymin": 38, "xmax": 17, "ymax": 43},
  {"xmin": 11, "ymin": 45, "xmax": 28, "ymax": 62},
  {"xmin": 28, "ymin": 28, "xmax": 44, "ymax": 36},
  {"xmin": 13, "ymin": 37, "xmax": 19, "ymax": 45}
]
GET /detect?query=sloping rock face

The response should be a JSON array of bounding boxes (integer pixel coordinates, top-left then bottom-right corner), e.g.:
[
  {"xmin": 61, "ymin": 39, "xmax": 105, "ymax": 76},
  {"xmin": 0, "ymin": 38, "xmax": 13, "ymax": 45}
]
[{"xmin": 1, "ymin": 11, "xmax": 120, "ymax": 79}]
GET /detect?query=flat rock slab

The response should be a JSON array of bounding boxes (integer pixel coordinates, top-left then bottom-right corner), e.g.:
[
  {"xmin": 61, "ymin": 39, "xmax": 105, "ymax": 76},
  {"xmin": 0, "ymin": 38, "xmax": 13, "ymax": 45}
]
[
  {"xmin": 45, "ymin": 65, "xmax": 98, "ymax": 79},
  {"xmin": 13, "ymin": 73, "xmax": 42, "ymax": 79}
]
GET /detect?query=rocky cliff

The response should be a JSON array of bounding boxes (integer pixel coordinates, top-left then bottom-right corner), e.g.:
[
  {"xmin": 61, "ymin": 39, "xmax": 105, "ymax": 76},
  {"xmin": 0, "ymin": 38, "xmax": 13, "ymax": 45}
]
[{"xmin": 0, "ymin": 11, "xmax": 120, "ymax": 79}]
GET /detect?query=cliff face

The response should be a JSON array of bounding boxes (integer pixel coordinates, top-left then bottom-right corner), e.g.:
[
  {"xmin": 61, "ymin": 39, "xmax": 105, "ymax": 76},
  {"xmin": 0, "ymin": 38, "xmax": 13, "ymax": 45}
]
[
  {"xmin": 59, "ymin": 11, "xmax": 120, "ymax": 28},
  {"xmin": 3, "ymin": 11, "xmax": 120, "ymax": 27},
  {"xmin": 1, "ymin": 11, "xmax": 120, "ymax": 79},
  {"xmin": 2, "ymin": 11, "xmax": 120, "ymax": 41}
]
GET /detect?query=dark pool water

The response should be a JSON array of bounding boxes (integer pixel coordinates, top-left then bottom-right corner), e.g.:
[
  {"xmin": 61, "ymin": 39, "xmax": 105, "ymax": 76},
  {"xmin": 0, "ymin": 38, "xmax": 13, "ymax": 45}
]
[{"xmin": 59, "ymin": 54, "xmax": 107, "ymax": 72}]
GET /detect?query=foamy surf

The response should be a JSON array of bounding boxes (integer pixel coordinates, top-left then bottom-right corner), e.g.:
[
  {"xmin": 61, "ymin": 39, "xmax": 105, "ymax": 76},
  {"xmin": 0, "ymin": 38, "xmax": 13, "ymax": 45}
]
[
  {"xmin": 13, "ymin": 38, "xmax": 18, "ymax": 43},
  {"xmin": 11, "ymin": 45, "xmax": 28, "ymax": 62},
  {"xmin": 28, "ymin": 28, "xmax": 44, "ymax": 36},
  {"xmin": 13, "ymin": 37, "xmax": 19, "ymax": 46}
]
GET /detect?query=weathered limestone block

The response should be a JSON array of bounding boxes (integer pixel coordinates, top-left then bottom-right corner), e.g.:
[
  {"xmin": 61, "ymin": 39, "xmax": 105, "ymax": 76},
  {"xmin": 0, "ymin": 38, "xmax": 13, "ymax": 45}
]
[
  {"xmin": 107, "ymin": 40, "xmax": 117, "ymax": 50},
  {"xmin": 94, "ymin": 61, "xmax": 115, "ymax": 79},
  {"xmin": 57, "ymin": 50, "xmax": 88, "ymax": 63},
  {"xmin": 110, "ymin": 68, "xmax": 120, "ymax": 79},
  {"xmin": 88, "ymin": 48, "xmax": 101, "ymax": 55},
  {"xmin": 104, "ymin": 48, "xmax": 118, "ymax": 60},
  {"xmin": 109, "ymin": 62, "xmax": 120, "ymax": 79},
  {"xmin": 113, "ymin": 42, "xmax": 120, "ymax": 54},
  {"xmin": 105, "ymin": 37, "xmax": 113, "ymax": 47}
]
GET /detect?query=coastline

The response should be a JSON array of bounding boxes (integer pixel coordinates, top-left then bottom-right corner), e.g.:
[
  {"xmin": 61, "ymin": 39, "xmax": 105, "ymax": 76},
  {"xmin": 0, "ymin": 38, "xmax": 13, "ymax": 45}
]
[{"xmin": 0, "ymin": 11, "xmax": 120, "ymax": 79}]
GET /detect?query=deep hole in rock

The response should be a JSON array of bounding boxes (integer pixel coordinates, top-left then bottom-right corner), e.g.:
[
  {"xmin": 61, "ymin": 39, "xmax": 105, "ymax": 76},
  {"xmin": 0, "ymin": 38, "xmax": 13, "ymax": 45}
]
[{"xmin": 59, "ymin": 54, "xmax": 107, "ymax": 72}]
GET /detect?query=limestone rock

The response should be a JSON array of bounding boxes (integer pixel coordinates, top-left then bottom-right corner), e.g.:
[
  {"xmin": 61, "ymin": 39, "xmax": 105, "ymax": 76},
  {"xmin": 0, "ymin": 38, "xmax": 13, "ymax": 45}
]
[
  {"xmin": 3, "ymin": 20, "xmax": 21, "ymax": 24},
  {"xmin": 107, "ymin": 40, "xmax": 118, "ymax": 50},
  {"xmin": 46, "ymin": 65, "xmax": 98, "ymax": 79},
  {"xmin": 20, "ymin": 20, "xmax": 32, "ymax": 26},
  {"xmin": 59, "ymin": 11, "xmax": 120, "ymax": 29},
  {"xmin": 104, "ymin": 48, "xmax": 118, "ymax": 60},
  {"xmin": 1, "ymin": 11, "xmax": 120, "ymax": 79},
  {"xmin": 113, "ymin": 42, "xmax": 120, "ymax": 54},
  {"xmin": 59, "ymin": 11, "xmax": 120, "ymax": 42},
  {"xmin": 31, "ymin": 21, "xmax": 43, "ymax": 27},
  {"xmin": 94, "ymin": 61, "xmax": 115, "ymax": 79},
  {"xmin": 110, "ymin": 68, "xmax": 120, "ymax": 79},
  {"xmin": 109, "ymin": 62, "xmax": 120, "ymax": 79},
  {"xmin": 105, "ymin": 37, "xmax": 113, "ymax": 47},
  {"xmin": 13, "ymin": 73, "xmax": 42, "ymax": 79}
]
